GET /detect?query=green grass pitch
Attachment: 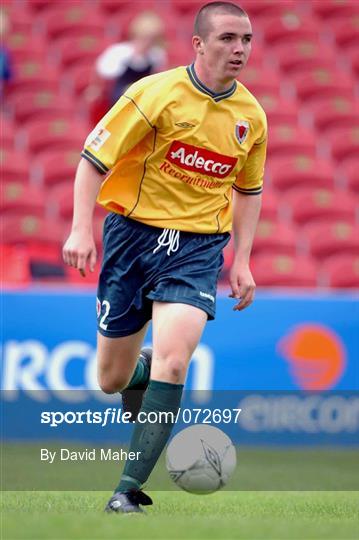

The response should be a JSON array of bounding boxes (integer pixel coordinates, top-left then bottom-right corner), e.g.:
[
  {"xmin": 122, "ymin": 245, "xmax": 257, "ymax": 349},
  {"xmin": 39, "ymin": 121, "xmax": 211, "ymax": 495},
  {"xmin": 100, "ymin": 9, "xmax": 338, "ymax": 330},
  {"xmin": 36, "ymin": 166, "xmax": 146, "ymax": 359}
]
[{"xmin": 2, "ymin": 490, "xmax": 359, "ymax": 540}]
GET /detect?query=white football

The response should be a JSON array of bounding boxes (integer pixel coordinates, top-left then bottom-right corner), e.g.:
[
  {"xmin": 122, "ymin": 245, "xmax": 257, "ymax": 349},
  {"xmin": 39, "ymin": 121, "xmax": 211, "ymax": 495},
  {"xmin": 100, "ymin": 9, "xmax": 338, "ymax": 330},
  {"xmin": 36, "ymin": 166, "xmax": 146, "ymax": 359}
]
[{"xmin": 166, "ymin": 424, "xmax": 236, "ymax": 494}]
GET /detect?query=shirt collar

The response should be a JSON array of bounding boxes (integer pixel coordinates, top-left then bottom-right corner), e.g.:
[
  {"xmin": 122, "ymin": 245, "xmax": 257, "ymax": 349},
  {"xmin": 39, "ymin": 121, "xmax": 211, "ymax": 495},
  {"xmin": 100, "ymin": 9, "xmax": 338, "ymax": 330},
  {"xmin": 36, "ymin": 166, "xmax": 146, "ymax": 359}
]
[{"xmin": 186, "ymin": 63, "xmax": 237, "ymax": 102}]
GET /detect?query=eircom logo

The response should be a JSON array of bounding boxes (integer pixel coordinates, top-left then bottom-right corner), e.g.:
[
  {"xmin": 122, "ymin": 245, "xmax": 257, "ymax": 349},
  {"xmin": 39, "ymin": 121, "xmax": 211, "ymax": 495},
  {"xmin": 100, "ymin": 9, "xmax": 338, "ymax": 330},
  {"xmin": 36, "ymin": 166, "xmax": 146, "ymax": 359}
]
[{"xmin": 166, "ymin": 141, "xmax": 237, "ymax": 179}]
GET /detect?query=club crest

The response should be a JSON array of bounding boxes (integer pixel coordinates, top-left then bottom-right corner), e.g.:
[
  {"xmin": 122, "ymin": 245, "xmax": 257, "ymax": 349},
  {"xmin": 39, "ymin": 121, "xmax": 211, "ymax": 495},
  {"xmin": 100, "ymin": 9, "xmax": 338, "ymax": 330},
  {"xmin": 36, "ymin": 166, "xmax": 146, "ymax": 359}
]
[{"xmin": 235, "ymin": 121, "xmax": 249, "ymax": 144}]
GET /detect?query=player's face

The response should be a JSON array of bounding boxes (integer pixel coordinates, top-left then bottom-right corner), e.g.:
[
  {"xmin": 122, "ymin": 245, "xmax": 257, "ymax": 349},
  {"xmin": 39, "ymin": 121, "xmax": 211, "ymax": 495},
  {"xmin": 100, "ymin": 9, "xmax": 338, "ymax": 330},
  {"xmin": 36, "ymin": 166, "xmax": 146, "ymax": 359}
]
[{"xmin": 195, "ymin": 14, "xmax": 252, "ymax": 84}]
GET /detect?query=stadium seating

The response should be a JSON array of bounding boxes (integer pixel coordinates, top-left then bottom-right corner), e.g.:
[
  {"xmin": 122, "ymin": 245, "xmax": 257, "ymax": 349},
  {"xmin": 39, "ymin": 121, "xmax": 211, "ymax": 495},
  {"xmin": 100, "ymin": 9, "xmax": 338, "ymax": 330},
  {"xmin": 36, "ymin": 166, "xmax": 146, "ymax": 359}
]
[
  {"xmin": 33, "ymin": 149, "xmax": 79, "ymax": 187},
  {"xmin": 327, "ymin": 126, "xmax": 359, "ymax": 163},
  {"xmin": 268, "ymin": 156, "xmax": 335, "ymax": 191},
  {"xmin": 0, "ymin": 149, "xmax": 30, "ymax": 184},
  {"xmin": 261, "ymin": 14, "xmax": 320, "ymax": 47},
  {"xmin": 342, "ymin": 158, "xmax": 359, "ymax": 194},
  {"xmin": 1, "ymin": 182, "xmax": 46, "ymax": 218},
  {"xmin": 312, "ymin": 0, "xmax": 359, "ymax": 20},
  {"xmin": 0, "ymin": 116, "xmax": 16, "ymax": 151},
  {"xmin": 23, "ymin": 118, "xmax": 87, "ymax": 155},
  {"xmin": 8, "ymin": 91, "xmax": 77, "ymax": 124},
  {"xmin": 301, "ymin": 221, "xmax": 359, "ymax": 259},
  {"xmin": 1, "ymin": 214, "xmax": 67, "ymax": 248},
  {"xmin": 36, "ymin": 6, "xmax": 106, "ymax": 40},
  {"xmin": 294, "ymin": 69, "xmax": 354, "ymax": 103},
  {"xmin": 284, "ymin": 188, "xmax": 358, "ymax": 225},
  {"xmin": 8, "ymin": 60, "xmax": 60, "ymax": 95},
  {"xmin": 251, "ymin": 254, "xmax": 318, "ymax": 287},
  {"xmin": 52, "ymin": 35, "xmax": 110, "ymax": 69},
  {"xmin": 321, "ymin": 254, "xmax": 359, "ymax": 288},
  {"xmin": 0, "ymin": 244, "xmax": 31, "ymax": 286},
  {"xmin": 1, "ymin": 0, "xmax": 358, "ymax": 289},
  {"xmin": 252, "ymin": 220, "xmax": 297, "ymax": 256},
  {"xmin": 6, "ymin": 33, "xmax": 46, "ymax": 63},
  {"xmin": 308, "ymin": 97, "xmax": 359, "ymax": 133},
  {"xmin": 267, "ymin": 125, "xmax": 317, "ymax": 159},
  {"xmin": 275, "ymin": 42, "xmax": 335, "ymax": 75},
  {"xmin": 259, "ymin": 189, "xmax": 279, "ymax": 221}
]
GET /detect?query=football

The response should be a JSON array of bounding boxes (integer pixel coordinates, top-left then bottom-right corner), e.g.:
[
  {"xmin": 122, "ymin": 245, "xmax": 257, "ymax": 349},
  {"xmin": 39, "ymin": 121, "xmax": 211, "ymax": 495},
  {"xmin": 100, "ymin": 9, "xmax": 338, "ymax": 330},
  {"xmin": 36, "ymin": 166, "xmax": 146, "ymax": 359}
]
[{"xmin": 166, "ymin": 424, "xmax": 237, "ymax": 494}]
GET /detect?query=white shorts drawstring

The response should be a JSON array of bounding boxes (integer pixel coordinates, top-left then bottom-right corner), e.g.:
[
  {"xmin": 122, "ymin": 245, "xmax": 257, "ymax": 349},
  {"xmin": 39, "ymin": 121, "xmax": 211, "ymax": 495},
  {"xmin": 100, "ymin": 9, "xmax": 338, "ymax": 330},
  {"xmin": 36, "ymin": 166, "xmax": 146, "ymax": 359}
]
[{"xmin": 153, "ymin": 228, "xmax": 180, "ymax": 256}]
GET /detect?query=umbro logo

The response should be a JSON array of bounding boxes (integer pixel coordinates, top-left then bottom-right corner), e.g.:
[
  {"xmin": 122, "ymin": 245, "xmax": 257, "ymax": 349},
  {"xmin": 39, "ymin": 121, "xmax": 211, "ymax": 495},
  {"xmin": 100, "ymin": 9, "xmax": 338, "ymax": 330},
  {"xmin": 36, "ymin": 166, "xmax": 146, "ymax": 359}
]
[{"xmin": 175, "ymin": 122, "xmax": 196, "ymax": 129}]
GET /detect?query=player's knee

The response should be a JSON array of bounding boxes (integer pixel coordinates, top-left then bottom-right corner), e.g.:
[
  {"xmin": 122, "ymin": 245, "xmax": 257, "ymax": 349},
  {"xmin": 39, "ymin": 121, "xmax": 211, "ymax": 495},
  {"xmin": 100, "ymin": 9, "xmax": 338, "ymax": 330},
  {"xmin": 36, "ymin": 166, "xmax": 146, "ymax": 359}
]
[
  {"xmin": 98, "ymin": 373, "xmax": 129, "ymax": 394},
  {"xmin": 163, "ymin": 358, "xmax": 187, "ymax": 383}
]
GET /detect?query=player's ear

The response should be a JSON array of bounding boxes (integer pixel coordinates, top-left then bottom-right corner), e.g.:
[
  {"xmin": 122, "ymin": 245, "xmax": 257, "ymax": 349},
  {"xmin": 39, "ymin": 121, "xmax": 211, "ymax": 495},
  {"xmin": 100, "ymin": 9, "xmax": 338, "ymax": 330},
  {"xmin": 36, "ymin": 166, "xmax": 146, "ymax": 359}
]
[{"xmin": 192, "ymin": 35, "xmax": 205, "ymax": 55}]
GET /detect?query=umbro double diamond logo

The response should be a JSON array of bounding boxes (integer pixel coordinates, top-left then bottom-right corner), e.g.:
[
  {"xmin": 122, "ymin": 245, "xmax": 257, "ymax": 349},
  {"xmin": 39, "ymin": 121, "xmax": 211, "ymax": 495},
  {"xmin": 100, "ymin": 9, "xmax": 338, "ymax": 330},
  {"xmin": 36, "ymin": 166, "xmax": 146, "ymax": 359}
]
[{"xmin": 175, "ymin": 122, "xmax": 196, "ymax": 129}]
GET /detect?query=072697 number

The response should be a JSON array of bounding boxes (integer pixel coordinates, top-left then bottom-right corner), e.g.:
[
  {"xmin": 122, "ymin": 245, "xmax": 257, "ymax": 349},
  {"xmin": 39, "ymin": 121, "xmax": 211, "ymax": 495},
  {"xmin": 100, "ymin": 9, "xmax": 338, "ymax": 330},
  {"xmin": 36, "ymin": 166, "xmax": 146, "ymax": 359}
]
[{"xmin": 178, "ymin": 408, "xmax": 242, "ymax": 424}]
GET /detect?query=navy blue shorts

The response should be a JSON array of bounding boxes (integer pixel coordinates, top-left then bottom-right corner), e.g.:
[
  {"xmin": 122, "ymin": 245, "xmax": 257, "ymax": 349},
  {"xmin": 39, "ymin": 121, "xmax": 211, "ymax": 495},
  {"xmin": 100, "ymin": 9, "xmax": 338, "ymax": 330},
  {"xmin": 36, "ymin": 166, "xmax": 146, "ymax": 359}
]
[{"xmin": 97, "ymin": 213, "xmax": 230, "ymax": 337}]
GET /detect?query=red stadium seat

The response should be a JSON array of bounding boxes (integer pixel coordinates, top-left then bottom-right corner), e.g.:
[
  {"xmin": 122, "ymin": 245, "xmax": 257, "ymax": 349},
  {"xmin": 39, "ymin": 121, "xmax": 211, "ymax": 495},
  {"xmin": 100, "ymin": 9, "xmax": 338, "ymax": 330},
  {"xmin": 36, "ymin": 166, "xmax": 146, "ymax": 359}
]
[
  {"xmin": 260, "ymin": 189, "xmax": 279, "ymax": 221},
  {"xmin": 243, "ymin": 0, "xmax": 298, "ymax": 18},
  {"xmin": 48, "ymin": 182, "xmax": 75, "ymax": 219},
  {"xmin": 262, "ymin": 14, "xmax": 319, "ymax": 47},
  {"xmin": 252, "ymin": 254, "xmax": 318, "ymax": 287},
  {"xmin": 269, "ymin": 156, "xmax": 335, "ymax": 191},
  {"xmin": 327, "ymin": 126, "xmax": 359, "ymax": 162},
  {"xmin": 238, "ymin": 67, "xmax": 281, "ymax": 96},
  {"xmin": 321, "ymin": 254, "xmax": 359, "ymax": 288},
  {"xmin": 165, "ymin": 40, "xmax": 194, "ymax": 68},
  {"xmin": 0, "ymin": 149, "xmax": 30, "ymax": 183},
  {"xmin": 275, "ymin": 41, "xmax": 336, "ymax": 75},
  {"xmin": 341, "ymin": 158, "xmax": 359, "ymax": 194},
  {"xmin": 7, "ymin": 33, "xmax": 46, "ymax": 63},
  {"xmin": 308, "ymin": 97, "xmax": 359, "ymax": 133},
  {"xmin": 254, "ymin": 95, "xmax": 298, "ymax": 126},
  {"xmin": 52, "ymin": 35, "xmax": 110, "ymax": 68},
  {"xmin": 100, "ymin": 0, "xmax": 157, "ymax": 13},
  {"xmin": 1, "ymin": 214, "xmax": 67, "ymax": 250},
  {"xmin": 1, "ymin": 182, "xmax": 46, "ymax": 217},
  {"xmin": 8, "ymin": 90, "xmax": 77, "ymax": 123},
  {"xmin": 333, "ymin": 16, "xmax": 359, "ymax": 49},
  {"xmin": 284, "ymin": 188, "xmax": 358, "ymax": 225},
  {"xmin": 294, "ymin": 70, "xmax": 354, "ymax": 102},
  {"xmin": 252, "ymin": 220, "xmax": 297, "ymax": 256},
  {"xmin": 267, "ymin": 125, "xmax": 316, "ymax": 159},
  {"xmin": 23, "ymin": 118, "xmax": 87, "ymax": 155},
  {"xmin": 313, "ymin": 0, "xmax": 359, "ymax": 20},
  {"xmin": 37, "ymin": 6, "xmax": 106, "ymax": 40},
  {"xmin": 34, "ymin": 150, "xmax": 79, "ymax": 187},
  {"xmin": 65, "ymin": 64, "xmax": 93, "ymax": 96},
  {"xmin": 345, "ymin": 44, "xmax": 359, "ymax": 77},
  {"xmin": 302, "ymin": 221, "xmax": 359, "ymax": 259},
  {"xmin": 0, "ymin": 244, "xmax": 31, "ymax": 286},
  {"xmin": 171, "ymin": 0, "xmax": 205, "ymax": 15},
  {"xmin": 0, "ymin": 116, "xmax": 16, "ymax": 151},
  {"xmin": 8, "ymin": 60, "xmax": 60, "ymax": 94}
]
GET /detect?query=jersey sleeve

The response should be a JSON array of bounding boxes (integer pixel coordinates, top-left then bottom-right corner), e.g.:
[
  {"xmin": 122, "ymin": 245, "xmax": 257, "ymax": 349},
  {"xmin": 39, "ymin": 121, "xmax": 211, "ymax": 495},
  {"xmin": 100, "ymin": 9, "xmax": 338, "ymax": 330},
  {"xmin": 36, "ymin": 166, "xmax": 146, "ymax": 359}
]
[
  {"xmin": 233, "ymin": 114, "xmax": 267, "ymax": 196},
  {"xmin": 81, "ymin": 77, "xmax": 163, "ymax": 174}
]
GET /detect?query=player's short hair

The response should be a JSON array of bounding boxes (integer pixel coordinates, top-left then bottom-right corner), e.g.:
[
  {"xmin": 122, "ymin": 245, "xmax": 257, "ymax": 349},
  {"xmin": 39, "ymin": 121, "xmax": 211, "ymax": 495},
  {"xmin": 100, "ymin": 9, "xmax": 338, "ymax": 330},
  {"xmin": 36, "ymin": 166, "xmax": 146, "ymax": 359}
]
[{"xmin": 194, "ymin": 2, "xmax": 248, "ymax": 39}]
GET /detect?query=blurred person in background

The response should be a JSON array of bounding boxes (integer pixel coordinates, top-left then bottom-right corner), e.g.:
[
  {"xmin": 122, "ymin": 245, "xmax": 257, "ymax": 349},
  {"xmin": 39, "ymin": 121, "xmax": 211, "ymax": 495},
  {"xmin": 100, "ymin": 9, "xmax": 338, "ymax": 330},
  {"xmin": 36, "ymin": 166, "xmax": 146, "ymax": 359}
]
[
  {"xmin": 0, "ymin": 9, "xmax": 13, "ymax": 96},
  {"xmin": 87, "ymin": 11, "xmax": 167, "ymax": 123}
]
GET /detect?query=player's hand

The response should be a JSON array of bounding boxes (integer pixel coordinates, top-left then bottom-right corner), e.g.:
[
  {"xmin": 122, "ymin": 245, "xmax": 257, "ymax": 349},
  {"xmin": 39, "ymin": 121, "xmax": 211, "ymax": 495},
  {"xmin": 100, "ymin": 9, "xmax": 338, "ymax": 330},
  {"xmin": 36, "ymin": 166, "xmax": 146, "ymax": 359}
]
[
  {"xmin": 62, "ymin": 229, "xmax": 97, "ymax": 277},
  {"xmin": 228, "ymin": 262, "xmax": 256, "ymax": 311}
]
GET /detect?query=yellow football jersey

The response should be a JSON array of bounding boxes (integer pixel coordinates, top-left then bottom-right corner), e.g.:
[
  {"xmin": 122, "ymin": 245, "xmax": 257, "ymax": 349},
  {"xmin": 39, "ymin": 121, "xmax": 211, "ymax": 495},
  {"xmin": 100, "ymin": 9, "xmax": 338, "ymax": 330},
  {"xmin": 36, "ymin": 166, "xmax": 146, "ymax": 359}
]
[{"xmin": 82, "ymin": 64, "xmax": 267, "ymax": 234}]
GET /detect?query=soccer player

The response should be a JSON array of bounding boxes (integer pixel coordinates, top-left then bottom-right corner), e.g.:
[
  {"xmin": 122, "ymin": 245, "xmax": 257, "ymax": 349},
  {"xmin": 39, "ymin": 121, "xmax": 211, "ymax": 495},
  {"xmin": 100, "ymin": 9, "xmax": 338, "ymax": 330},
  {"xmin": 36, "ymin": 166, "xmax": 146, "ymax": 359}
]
[{"xmin": 63, "ymin": 1, "xmax": 267, "ymax": 513}]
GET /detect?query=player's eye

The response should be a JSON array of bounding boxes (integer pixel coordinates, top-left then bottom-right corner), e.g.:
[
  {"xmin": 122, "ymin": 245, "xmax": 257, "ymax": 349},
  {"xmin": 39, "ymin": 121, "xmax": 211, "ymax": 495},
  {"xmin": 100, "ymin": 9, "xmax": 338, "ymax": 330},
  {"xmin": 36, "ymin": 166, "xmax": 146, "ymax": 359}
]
[
  {"xmin": 243, "ymin": 36, "xmax": 252, "ymax": 44},
  {"xmin": 222, "ymin": 36, "xmax": 232, "ymax": 42}
]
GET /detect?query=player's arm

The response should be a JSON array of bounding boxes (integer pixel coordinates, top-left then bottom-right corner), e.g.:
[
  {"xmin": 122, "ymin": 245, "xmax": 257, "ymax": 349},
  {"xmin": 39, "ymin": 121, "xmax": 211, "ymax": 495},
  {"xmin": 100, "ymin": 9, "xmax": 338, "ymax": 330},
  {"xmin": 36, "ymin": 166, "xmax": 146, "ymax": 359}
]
[
  {"xmin": 230, "ymin": 116, "xmax": 267, "ymax": 311},
  {"xmin": 63, "ymin": 158, "xmax": 104, "ymax": 276},
  {"xmin": 229, "ymin": 191, "xmax": 262, "ymax": 311}
]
